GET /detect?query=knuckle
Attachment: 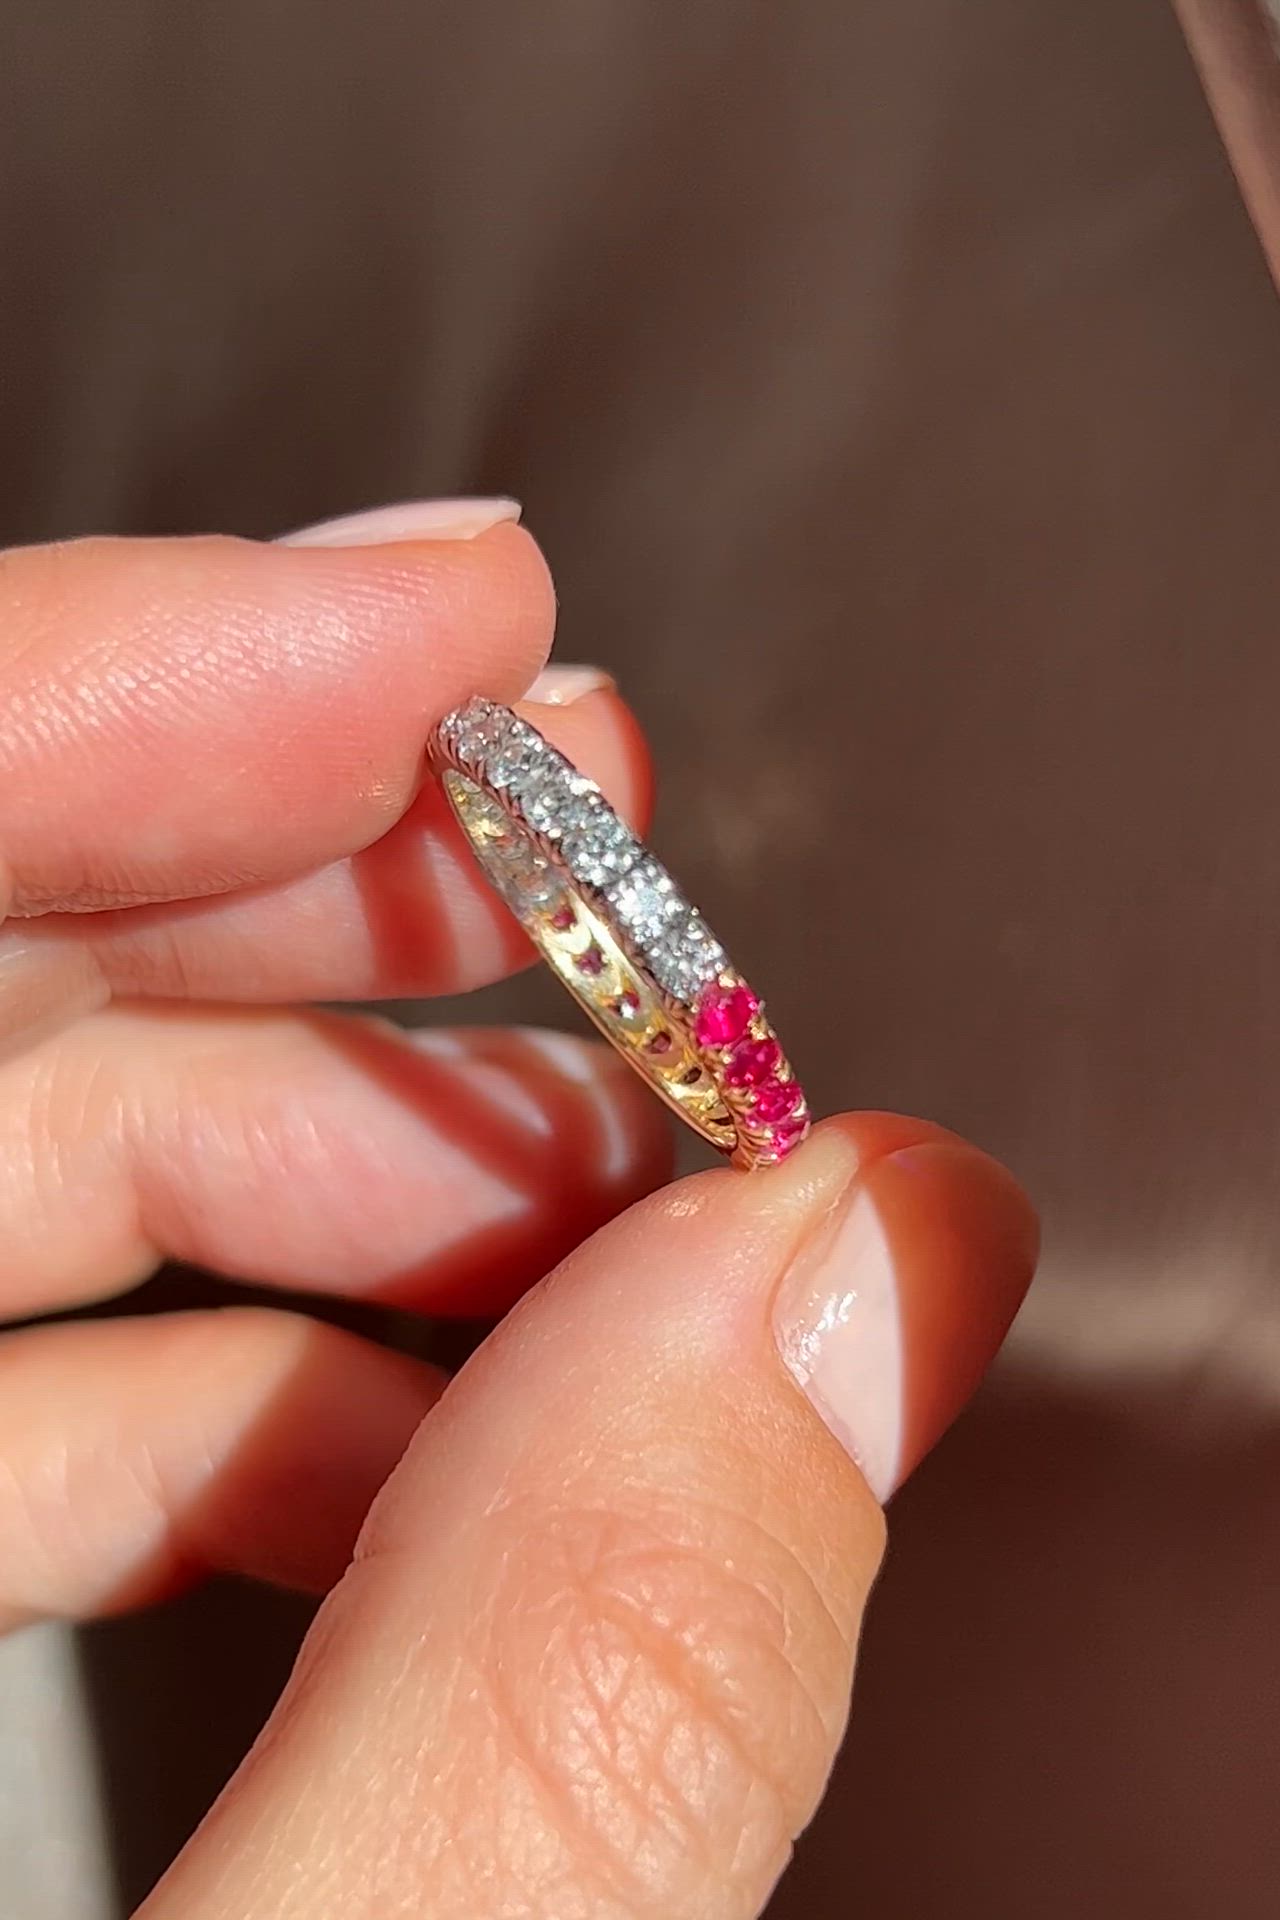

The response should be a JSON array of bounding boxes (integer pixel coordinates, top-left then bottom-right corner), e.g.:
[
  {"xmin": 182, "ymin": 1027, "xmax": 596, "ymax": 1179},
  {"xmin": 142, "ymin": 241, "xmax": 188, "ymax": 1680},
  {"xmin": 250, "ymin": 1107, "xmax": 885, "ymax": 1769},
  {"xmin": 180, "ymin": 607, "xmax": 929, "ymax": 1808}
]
[{"xmin": 454, "ymin": 1492, "xmax": 857, "ymax": 1915}]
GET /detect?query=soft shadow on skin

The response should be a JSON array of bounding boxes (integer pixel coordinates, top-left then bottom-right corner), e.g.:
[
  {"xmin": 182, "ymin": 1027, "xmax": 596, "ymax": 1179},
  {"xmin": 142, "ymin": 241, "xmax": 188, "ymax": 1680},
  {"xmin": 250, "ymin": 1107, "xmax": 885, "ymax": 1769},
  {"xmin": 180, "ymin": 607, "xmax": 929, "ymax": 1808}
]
[
  {"xmin": 70, "ymin": 1268, "xmax": 489, "ymax": 1914},
  {"xmin": 311, "ymin": 1012, "xmax": 661, "ymax": 1316},
  {"xmin": 347, "ymin": 775, "xmax": 487, "ymax": 1000},
  {"xmin": 58, "ymin": 1004, "xmax": 671, "ymax": 1909}
]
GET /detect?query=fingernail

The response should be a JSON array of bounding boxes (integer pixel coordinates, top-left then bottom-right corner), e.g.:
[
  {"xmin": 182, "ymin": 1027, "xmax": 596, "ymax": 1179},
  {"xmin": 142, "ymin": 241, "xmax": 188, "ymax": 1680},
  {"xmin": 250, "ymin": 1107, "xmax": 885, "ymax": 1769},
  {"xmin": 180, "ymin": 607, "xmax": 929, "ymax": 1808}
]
[
  {"xmin": 773, "ymin": 1157, "xmax": 905, "ymax": 1503},
  {"xmin": 523, "ymin": 664, "xmax": 616, "ymax": 707},
  {"xmin": 280, "ymin": 497, "xmax": 522, "ymax": 547},
  {"xmin": 771, "ymin": 1131, "xmax": 1037, "ymax": 1502}
]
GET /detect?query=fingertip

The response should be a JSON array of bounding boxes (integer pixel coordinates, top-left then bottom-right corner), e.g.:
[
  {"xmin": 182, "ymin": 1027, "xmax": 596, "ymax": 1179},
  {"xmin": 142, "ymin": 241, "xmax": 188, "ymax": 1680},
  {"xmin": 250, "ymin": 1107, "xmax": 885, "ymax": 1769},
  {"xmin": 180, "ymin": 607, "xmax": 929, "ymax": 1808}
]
[
  {"xmin": 406, "ymin": 1025, "xmax": 676, "ymax": 1312},
  {"xmin": 274, "ymin": 518, "xmax": 557, "ymax": 709},
  {"xmin": 0, "ymin": 524, "xmax": 559, "ymax": 913},
  {"xmin": 810, "ymin": 1108, "xmax": 970, "ymax": 1166}
]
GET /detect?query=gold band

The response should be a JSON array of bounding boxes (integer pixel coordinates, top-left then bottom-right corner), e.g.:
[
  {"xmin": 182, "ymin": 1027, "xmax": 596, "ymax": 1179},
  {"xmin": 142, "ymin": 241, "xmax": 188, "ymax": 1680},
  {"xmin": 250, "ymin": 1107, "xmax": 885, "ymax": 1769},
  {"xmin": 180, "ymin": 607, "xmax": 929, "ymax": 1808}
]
[{"xmin": 431, "ymin": 699, "xmax": 810, "ymax": 1170}]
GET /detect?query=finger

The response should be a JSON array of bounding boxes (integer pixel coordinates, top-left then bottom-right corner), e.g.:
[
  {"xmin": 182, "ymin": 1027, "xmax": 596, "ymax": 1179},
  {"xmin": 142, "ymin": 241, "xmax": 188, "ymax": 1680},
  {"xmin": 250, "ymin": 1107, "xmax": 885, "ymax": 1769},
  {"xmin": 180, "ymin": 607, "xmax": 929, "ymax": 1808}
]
[
  {"xmin": 0, "ymin": 1006, "xmax": 672, "ymax": 1321},
  {"xmin": 1174, "ymin": 0, "xmax": 1280, "ymax": 288},
  {"xmin": 0, "ymin": 1309, "xmax": 443, "ymax": 1632},
  {"xmin": 0, "ymin": 516, "xmax": 552, "ymax": 917},
  {"xmin": 13, "ymin": 684, "xmax": 653, "ymax": 1006},
  {"xmin": 142, "ymin": 1114, "xmax": 1037, "ymax": 1920}
]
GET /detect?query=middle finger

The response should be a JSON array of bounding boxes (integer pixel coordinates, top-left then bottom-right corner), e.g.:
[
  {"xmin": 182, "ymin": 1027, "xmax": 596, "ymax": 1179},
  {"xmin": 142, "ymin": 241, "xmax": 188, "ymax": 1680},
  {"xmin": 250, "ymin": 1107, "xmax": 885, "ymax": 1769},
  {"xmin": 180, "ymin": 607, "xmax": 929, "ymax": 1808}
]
[
  {"xmin": 13, "ymin": 686, "xmax": 649, "ymax": 1005},
  {"xmin": 0, "ymin": 1002, "xmax": 672, "ymax": 1323}
]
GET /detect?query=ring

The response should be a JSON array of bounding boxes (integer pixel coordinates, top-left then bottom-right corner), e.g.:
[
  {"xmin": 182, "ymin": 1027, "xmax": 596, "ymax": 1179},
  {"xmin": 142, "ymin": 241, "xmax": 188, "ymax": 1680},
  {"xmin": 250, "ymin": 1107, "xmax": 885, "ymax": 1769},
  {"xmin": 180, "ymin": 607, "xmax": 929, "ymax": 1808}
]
[{"xmin": 429, "ymin": 697, "xmax": 811, "ymax": 1170}]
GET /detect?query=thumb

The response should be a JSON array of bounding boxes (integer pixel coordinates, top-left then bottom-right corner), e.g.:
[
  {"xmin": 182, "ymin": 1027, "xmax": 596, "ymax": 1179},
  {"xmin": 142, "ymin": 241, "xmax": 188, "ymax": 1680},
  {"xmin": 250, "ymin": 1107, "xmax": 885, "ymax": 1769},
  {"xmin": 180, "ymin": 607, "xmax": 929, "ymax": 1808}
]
[{"xmin": 138, "ymin": 1112, "xmax": 1036, "ymax": 1920}]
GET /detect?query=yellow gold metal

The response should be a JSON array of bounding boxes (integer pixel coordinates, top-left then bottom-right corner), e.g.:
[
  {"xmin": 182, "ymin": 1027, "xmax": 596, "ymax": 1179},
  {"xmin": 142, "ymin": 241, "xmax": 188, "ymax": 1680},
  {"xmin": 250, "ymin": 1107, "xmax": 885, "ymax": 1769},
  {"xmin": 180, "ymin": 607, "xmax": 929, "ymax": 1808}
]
[
  {"xmin": 443, "ymin": 768, "xmax": 739, "ymax": 1151},
  {"xmin": 431, "ymin": 703, "xmax": 810, "ymax": 1171}
]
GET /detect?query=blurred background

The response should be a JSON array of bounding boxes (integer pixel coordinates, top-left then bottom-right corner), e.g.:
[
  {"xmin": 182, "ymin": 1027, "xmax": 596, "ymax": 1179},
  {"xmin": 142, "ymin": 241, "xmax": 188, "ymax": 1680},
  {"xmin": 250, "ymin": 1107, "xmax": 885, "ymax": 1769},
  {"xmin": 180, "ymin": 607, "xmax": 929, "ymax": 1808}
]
[{"xmin": 4, "ymin": 1, "xmax": 1280, "ymax": 1914}]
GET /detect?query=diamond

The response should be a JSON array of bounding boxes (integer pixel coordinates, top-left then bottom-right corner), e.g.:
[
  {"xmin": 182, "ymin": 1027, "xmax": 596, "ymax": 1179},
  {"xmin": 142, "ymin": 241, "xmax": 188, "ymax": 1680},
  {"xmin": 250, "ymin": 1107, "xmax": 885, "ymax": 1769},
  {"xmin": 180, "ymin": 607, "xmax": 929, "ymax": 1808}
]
[
  {"xmin": 562, "ymin": 801, "xmax": 640, "ymax": 887},
  {"xmin": 442, "ymin": 699, "xmax": 508, "ymax": 766},
  {"xmin": 648, "ymin": 916, "xmax": 727, "ymax": 1001},
  {"xmin": 529, "ymin": 783, "xmax": 598, "ymax": 846},
  {"xmin": 608, "ymin": 858, "xmax": 682, "ymax": 941},
  {"xmin": 607, "ymin": 860, "xmax": 726, "ymax": 1002},
  {"xmin": 515, "ymin": 760, "xmax": 570, "ymax": 832},
  {"xmin": 486, "ymin": 717, "xmax": 543, "ymax": 790}
]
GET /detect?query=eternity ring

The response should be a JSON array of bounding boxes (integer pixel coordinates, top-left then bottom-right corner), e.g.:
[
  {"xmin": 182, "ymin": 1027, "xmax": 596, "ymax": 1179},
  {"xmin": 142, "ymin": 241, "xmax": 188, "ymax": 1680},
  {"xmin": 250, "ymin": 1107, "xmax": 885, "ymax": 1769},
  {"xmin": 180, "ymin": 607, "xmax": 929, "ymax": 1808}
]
[{"xmin": 430, "ymin": 697, "xmax": 811, "ymax": 1171}]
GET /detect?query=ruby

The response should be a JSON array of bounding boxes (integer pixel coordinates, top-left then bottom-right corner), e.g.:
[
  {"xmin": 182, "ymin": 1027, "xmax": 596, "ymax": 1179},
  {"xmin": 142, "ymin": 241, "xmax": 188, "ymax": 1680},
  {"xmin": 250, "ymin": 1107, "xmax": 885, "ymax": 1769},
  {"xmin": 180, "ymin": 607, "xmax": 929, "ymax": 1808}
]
[
  {"xmin": 769, "ymin": 1114, "xmax": 809, "ymax": 1160},
  {"xmin": 694, "ymin": 982, "xmax": 759, "ymax": 1049},
  {"xmin": 647, "ymin": 1030, "xmax": 673, "ymax": 1054},
  {"xmin": 752, "ymin": 1075, "xmax": 800, "ymax": 1123},
  {"xmin": 724, "ymin": 1036, "xmax": 780, "ymax": 1087},
  {"xmin": 550, "ymin": 904, "xmax": 575, "ymax": 932},
  {"xmin": 576, "ymin": 945, "xmax": 604, "ymax": 975}
]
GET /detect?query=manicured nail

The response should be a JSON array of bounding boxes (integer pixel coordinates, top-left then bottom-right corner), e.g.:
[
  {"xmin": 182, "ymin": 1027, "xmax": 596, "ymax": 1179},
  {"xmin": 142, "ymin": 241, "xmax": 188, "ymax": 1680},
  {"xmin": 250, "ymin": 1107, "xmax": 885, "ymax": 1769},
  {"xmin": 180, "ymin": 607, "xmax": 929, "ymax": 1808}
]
[
  {"xmin": 523, "ymin": 664, "xmax": 616, "ymax": 707},
  {"xmin": 771, "ymin": 1132, "xmax": 1037, "ymax": 1502},
  {"xmin": 280, "ymin": 497, "xmax": 522, "ymax": 547},
  {"xmin": 773, "ymin": 1161, "xmax": 905, "ymax": 1502}
]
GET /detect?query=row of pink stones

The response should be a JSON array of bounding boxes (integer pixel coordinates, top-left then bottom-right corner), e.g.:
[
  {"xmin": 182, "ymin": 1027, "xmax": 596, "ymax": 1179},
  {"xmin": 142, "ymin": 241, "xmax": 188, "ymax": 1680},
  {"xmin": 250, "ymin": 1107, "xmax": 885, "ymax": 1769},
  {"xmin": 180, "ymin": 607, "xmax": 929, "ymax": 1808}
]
[{"xmin": 693, "ymin": 980, "xmax": 809, "ymax": 1161}]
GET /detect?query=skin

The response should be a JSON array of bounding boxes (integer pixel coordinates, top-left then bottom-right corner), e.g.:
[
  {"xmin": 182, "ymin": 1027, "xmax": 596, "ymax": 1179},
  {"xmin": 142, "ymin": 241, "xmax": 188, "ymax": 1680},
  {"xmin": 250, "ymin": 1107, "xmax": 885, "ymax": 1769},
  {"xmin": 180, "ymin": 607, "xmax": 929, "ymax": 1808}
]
[
  {"xmin": 1174, "ymin": 1, "xmax": 1280, "ymax": 286},
  {"xmin": 0, "ymin": 523, "xmax": 1037, "ymax": 1917}
]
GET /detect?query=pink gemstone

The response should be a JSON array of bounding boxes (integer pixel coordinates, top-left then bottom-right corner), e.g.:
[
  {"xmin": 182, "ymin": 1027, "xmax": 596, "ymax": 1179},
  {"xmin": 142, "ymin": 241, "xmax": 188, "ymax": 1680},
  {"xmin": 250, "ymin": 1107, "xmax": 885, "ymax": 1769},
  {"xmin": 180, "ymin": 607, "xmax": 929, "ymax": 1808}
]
[
  {"xmin": 647, "ymin": 1030, "xmax": 673, "ymax": 1055},
  {"xmin": 724, "ymin": 1036, "xmax": 781, "ymax": 1087},
  {"xmin": 694, "ymin": 982, "xmax": 759, "ymax": 1049},
  {"xmin": 769, "ymin": 1115, "xmax": 809, "ymax": 1160},
  {"xmin": 752, "ymin": 1076, "xmax": 801, "ymax": 1123},
  {"xmin": 550, "ymin": 904, "xmax": 575, "ymax": 932},
  {"xmin": 576, "ymin": 945, "xmax": 604, "ymax": 975}
]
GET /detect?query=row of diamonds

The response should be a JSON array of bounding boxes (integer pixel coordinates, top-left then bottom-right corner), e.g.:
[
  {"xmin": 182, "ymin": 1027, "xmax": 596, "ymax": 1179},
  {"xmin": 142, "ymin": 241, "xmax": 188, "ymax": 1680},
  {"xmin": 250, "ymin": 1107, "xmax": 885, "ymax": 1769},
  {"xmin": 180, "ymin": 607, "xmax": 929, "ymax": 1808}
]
[
  {"xmin": 440, "ymin": 698, "xmax": 641, "ymax": 890},
  {"xmin": 437, "ymin": 699, "xmax": 810, "ymax": 1166},
  {"xmin": 605, "ymin": 855, "xmax": 727, "ymax": 1004},
  {"xmin": 440, "ymin": 699, "xmax": 729, "ymax": 1005}
]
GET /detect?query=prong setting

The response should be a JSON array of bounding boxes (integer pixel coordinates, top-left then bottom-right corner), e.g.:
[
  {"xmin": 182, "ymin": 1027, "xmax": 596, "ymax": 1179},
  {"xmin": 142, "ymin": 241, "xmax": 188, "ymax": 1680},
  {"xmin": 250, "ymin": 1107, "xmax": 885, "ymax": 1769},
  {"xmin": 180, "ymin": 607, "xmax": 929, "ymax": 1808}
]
[{"xmin": 433, "ymin": 698, "xmax": 811, "ymax": 1168}]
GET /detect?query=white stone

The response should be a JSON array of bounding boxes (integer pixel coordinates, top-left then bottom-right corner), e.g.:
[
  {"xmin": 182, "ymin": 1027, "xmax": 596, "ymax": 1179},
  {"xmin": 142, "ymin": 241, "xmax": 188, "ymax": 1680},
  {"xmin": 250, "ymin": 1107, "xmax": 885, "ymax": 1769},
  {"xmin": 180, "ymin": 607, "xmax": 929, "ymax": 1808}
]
[
  {"xmin": 608, "ymin": 857, "xmax": 683, "ymax": 939},
  {"xmin": 520, "ymin": 762, "xmax": 595, "ymax": 838},
  {"xmin": 441, "ymin": 703, "xmax": 728, "ymax": 1004},
  {"xmin": 649, "ymin": 913, "xmax": 728, "ymax": 1001},
  {"xmin": 487, "ymin": 724, "xmax": 541, "ymax": 791},
  {"xmin": 561, "ymin": 801, "xmax": 640, "ymax": 887},
  {"xmin": 444, "ymin": 697, "xmax": 506, "ymax": 765},
  {"xmin": 607, "ymin": 860, "xmax": 727, "ymax": 1002}
]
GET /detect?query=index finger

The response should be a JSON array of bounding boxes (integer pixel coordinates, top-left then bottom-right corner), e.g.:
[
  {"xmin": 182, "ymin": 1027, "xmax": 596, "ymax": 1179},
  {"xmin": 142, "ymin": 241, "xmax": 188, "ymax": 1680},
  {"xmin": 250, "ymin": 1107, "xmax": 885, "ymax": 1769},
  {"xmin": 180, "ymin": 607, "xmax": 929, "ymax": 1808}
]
[{"xmin": 0, "ymin": 514, "xmax": 552, "ymax": 915}]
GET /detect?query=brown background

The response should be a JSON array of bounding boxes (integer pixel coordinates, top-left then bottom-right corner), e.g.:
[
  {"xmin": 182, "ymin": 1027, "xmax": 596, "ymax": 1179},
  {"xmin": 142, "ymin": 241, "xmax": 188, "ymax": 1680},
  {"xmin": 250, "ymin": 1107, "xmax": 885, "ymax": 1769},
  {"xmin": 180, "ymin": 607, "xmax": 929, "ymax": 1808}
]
[{"xmin": 3, "ymin": 1, "xmax": 1280, "ymax": 1914}]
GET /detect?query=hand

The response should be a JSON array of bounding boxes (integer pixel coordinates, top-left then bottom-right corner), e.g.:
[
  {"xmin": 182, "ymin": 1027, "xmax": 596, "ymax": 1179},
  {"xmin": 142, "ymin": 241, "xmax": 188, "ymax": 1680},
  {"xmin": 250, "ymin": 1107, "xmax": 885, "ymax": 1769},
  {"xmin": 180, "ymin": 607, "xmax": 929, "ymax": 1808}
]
[{"xmin": 0, "ymin": 501, "xmax": 1037, "ymax": 1919}]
